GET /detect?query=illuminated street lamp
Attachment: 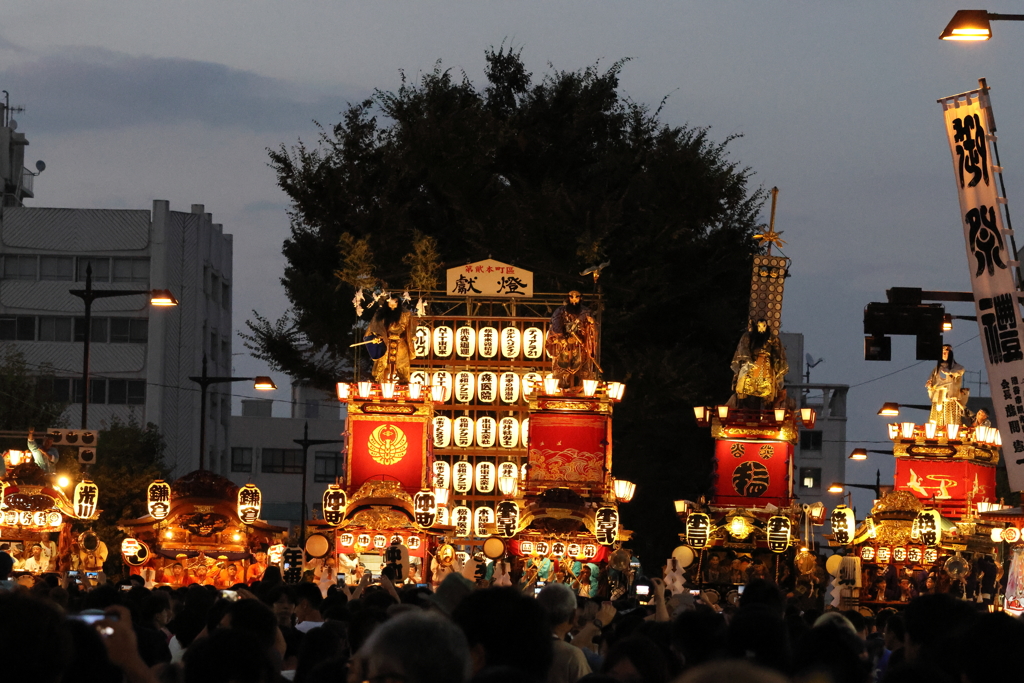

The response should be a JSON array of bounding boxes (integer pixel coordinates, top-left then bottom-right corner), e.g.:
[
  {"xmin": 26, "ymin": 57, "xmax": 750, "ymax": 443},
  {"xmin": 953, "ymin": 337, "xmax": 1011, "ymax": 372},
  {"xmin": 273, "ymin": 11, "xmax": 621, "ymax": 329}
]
[{"xmin": 939, "ymin": 10, "xmax": 1024, "ymax": 41}]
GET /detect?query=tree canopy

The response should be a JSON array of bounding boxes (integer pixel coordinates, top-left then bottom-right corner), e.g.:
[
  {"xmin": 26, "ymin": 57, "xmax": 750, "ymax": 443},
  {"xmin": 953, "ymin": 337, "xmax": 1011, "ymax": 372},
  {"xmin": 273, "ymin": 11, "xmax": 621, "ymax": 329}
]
[{"xmin": 248, "ymin": 46, "xmax": 767, "ymax": 561}]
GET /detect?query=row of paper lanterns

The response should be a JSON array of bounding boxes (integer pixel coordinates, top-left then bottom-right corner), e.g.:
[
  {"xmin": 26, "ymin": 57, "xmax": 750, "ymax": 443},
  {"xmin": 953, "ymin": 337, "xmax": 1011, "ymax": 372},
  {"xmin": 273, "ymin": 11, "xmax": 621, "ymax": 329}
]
[
  {"xmin": 434, "ymin": 416, "xmax": 529, "ymax": 449},
  {"xmin": 339, "ymin": 531, "xmax": 424, "ymax": 551},
  {"xmin": 860, "ymin": 545, "xmax": 939, "ymax": 565},
  {"xmin": 684, "ymin": 512, "xmax": 793, "ymax": 553},
  {"xmin": 432, "ymin": 460, "xmax": 523, "ymax": 495},
  {"xmin": 410, "ymin": 370, "xmax": 544, "ymax": 404},
  {"xmin": 521, "ymin": 539, "xmax": 601, "ymax": 559},
  {"xmin": 414, "ymin": 326, "xmax": 545, "ymax": 361},
  {"xmin": 146, "ymin": 480, "xmax": 262, "ymax": 526}
]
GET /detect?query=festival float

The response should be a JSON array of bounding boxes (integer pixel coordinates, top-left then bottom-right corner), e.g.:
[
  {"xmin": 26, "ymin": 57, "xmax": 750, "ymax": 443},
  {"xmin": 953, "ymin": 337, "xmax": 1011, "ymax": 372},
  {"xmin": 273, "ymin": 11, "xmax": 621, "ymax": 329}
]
[
  {"xmin": 118, "ymin": 470, "xmax": 285, "ymax": 586},
  {"xmin": 331, "ymin": 258, "xmax": 633, "ymax": 593},
  {"xmin": 1, "ymin": 432, "xmax": 101, "ymax": 574}
]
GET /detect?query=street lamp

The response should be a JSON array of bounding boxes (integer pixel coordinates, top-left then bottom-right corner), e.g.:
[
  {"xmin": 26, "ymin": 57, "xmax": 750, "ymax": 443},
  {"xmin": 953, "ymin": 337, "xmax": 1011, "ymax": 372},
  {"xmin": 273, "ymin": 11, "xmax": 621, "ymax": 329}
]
[
  {"xmin": 188, "ymin": 355, "xmax": 276, "ymax": 470},
  {"xmin": 293, "ymin": 421, "xmax": 343, "ymax": 544},
  {"xmin": 849, "ymin": 448, "xmax": 894, "ymax": 461},
  {"xmin": 939, "ymin": 10, "xmax": 1024, "ymax": 41},
  {"xmin": 828, "ymin": 470, "xmax": 888, "ymax": 499},
  {"xmin": 875, "ymin": 402, "xmax": 931, "ymax": 417},
  {"xmin": 69, "ymin": 264, "xmax": 178, "ymax": 430}
]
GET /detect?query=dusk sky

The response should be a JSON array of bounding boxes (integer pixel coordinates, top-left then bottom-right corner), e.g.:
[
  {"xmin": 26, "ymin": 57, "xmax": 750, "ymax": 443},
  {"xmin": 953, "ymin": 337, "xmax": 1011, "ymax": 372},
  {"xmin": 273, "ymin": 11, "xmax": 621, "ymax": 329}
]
[{"xmin": 5, "ymin": 2, "xmax": 1024, "ymax": 512}]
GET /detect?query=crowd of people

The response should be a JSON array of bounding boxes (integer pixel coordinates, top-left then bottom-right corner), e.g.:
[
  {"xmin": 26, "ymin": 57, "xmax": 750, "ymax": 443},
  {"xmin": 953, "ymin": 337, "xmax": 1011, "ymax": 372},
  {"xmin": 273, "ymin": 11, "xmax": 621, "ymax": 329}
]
[{"xmin": 3, "ymin": 546, "xmax": 1024, "ymax": 683}]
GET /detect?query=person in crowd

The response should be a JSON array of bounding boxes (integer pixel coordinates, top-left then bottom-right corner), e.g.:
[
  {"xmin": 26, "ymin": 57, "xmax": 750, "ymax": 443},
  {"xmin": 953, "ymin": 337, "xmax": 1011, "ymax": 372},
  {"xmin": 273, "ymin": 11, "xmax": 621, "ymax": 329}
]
[
  {"xmin": 353, "ymin": 611, "xmax": 471, "ymax": 683},
  {"xmin": 537, "ymin": 582, "xmax": 592, "ymax": 683},
  {"xmin": 22, "ymin": 543, "xmax": 48, "ymax": 574},
  {"xmin": 294, "ymin": 581, "xmax": 325, "ymax": 632},
  {"xmin": 27, "ymin": 427, "xmax": 59, "ymax": 474},
  {"xmin": 452, "ymin": 586, "xmax": 553, "ymax": 681},
  {"xmin": 247, "ymin": 550, "xmax": 269, "ymax": 584}
]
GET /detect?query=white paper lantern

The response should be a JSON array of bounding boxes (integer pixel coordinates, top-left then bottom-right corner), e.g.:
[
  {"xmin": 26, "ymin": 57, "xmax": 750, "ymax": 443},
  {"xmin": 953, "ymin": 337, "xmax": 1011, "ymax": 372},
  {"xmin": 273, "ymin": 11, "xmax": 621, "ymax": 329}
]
[
  {"xmin": 433, "ymin": 326, "xmax": 454, "ymax": 357},
  {"xmin": 476, "ymin": 461, "xmax": 496, "ymax": 493},
  {"xmin": 432, "ymin": 460, "xmax": 451, "ymax": 489},
  {"xmin": 478, "ymin": 326, "xmax": 499, "ymax": 358},
  {"xmin": 436, "ymin": 507, "xmax": 450, "ymax": 526},
  {"xmin": 521, "ymin": 417, "xmax": 530, "ymax": 445},
  {"xmin": 477, "ymin": 372, "xmax": 498, "ymax": 403},
  {"xmin": 501, "ymin": 327, "xmax": 522, "ymax": 358},
  {"xmin": 595, "ymin": 507, "xmax": 619, "ymax": 545},
  {"xmin": 433, "ymin": 416, "xmax": 452, "ymax": 449},
  {"xmin": 237, "ymin": 483, "xmax": 262, "ymax": 524},
  {"xmin": 414, "ymin": 327, "xmax": 431, "ymax": 358},
  {"xmin": 476, "ymin": 417, "xmax": 497, "ymax": 448},
  {"xmin": 453, "ymin": 505, "xmax": 472, "ymax": 537},
  {"xmin": 408, "ymin": 536, "xmax": 422, "ymax": 550},
  {"xmin": 455, "ymin": 371, "xmax": 475, "ymax": 403},
  {"xmin": 432, "ymin": 371, "xmax": 453, "ymax": 402},
  {"xmin": 413, "ymin": 490, "xmax": 438, "ymax": 528},
  {"xmin": 74, "ymin": 481, "xmax": 99, "ymax": 519},
  {"xmin": 523, "ymin": 327, "xmax": 544, "ymax": 359},
  {"xmin": 454, "ymin": 416, "xmax": 474, "ymax": 448},
  {"xmin": 831, "ymin": 506, "xmax": 856, "ymax": 545},
  {"xmin": 522, "ymin": 372, "xmax": 543, "ymax": 397},
  {"xmin": 499, "ymin": 372, "xmax": 520, "ymax": 404},
  {"xmin": 455, "ymin": 326, "xmax": 476, "ymax": 358},
  {"xmin": 497, "ymin": 461, "xmax": 518, "ymax": 483},
  {"xmin": 147, "ymin": 480, "xmax": 171, "ymax": 520},
  {"xmin": 410, "ymin": 370, "xmax": 429, "ymax": 386},
  {"xmin": 475, "ymin": 506, "xmax": 495, "ymax": 537},
  {"xmin": 498, "ymin": 417, "xmax": 520, "ymax": 448},
  {"xmin": 373, "ymin": 534, "xmax": 387, "ymax": 549},
  {"xmin": 322, "ymin": 484, "xmax": 347, "ymax": 526},
  {"xmin": 496, "ymin": 501, "xmax": 519, "ymax": 537},
  {"xmin": 453, "ymin": 461, "xmax": 473, "ymax": 493}
]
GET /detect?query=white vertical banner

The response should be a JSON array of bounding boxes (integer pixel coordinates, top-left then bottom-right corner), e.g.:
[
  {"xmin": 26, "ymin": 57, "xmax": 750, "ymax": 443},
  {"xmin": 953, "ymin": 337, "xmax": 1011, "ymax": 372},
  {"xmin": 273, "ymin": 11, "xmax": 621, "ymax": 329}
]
[{"xmin": 940, "ymin": 86, "xmax": 1024, "ymax": 490}]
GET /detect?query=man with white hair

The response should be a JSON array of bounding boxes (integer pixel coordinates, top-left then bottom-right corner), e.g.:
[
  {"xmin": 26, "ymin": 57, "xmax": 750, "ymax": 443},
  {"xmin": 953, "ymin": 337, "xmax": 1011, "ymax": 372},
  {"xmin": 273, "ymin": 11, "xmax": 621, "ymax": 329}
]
[
  {"xmin": 354, "ymin": 611, "xmax": 471, "ymax": 683},
  {"xmin": 537, "ymin": 582, "xmax": 591, "ymax": 683}
]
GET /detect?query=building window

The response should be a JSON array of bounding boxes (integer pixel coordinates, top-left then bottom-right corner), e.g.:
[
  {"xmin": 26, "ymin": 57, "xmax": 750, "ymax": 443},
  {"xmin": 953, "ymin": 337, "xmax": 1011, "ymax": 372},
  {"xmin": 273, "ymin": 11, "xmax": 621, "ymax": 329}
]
[
  {"xmin": 211, "ymin": 274, "xmax": 221, "ymax": 303},
  {"xmin": 73, "ymin": 379, "xmax": 107, "ymax": 405},
  {"xmin": 77, "ymin": 257, "xmax": 111, "ymax": 282},
  {"xmin": 110, "ymin": 318, "xmax": 148, "ymax": 343},
  {"xmin": 800, "ymin": 430, "xmax": 823, "ymax": 451},
  {"xmin": 45, "ymin": 378, "xmax": 72, "ymax": 402},
  {"xmin": 107, "ymin": 379, "xmax": 146, "ymax": 405},
  {"xmin": 74, "ymin": 317, "xmax": 108, "ymax": 343},
  {"xmin": 39, "ymin": 316, "xmax": 73, "ymax": 342},
  {"xmin": 210, "ymin": 333, "xmax": 218, "ymax": 361},
  {"xmin": 112, "ymin": 257, "xmax": 149, "ymax": 284},
  {"xmin": 799, "ymin": 467, "xmax": 821, "ymax": 490},
  {"xmin": 231, "ymin": 447, "xmax": 253, "ymax": 473},
  {"xmin": 40, "ymin": 256, "xmax": 73, "ymax": 281},
  {"xmin": 314, "ymin": 450, "xmax": 343, "ymax": 483},
  {"xmin": 222, "ymin": 282, "xmax": 230, "ymax": 309},
  {"xmin": 2, "ymin": 255, "xmax": 38, "ymax": 280},
  {"xmin": 261, "ymin": 448, "xmax": 303, "ymax": 474},
  {"xmin": 0, "ymin": 316, "xmax": 36, "ymax": 341}
]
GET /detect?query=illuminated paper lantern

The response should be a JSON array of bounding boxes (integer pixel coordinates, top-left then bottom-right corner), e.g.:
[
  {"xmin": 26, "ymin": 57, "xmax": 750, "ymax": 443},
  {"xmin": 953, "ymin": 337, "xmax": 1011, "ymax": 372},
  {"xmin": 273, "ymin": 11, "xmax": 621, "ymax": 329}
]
[
  {"xmin": 32, "ymin": 511, "xmax": 46, "ymax": 527},
  {"xmin": 414, "ymin": 326, "xmax": 431, "ymax": 358},
  {"xmin": 475, "ymin": 506, "xmax": 495, "ymax": 536},
  {"xmin": 551, "ymin": 541, "xmax": 566, "ymax": 557},
  {"xmin": 476, "ymin": 417, "xmax": 496, "ymax": 448},
  {"xmin": 432, "ymin": 460, "xmax": 451, "ymax": 489},
  {"xmin": 877, "ymin": 547, "xmax": 891, "ymax": 563},
  {"xmin": 237, "ymin": 483, "xmax": 262, "ymax": 525},
  {"xmin": 583, "ymin": 543, "xmax": 598, "ymax": 559},
  {"xmin": 907, "ymin": 547, "xmax": 923, "ymax": 563},
  {"xmin": 595, "ymin": 507, "xmax": 619, "ymax": 545},
  {"xmin": 568, "ymin": 543, "xmax": 582, "ymax": 559},
  {"xmin": 432, "ymin": 371, "xmax": 453, "ymax": 402},
  {"xmin": 766, "ymin": 516, "xmax": 792, "ymax": 553},
  {"xmin": 454, "ymin": 417, "xmax": 474, "ymax": 448},
  {"xmin": 861, "ymin": 546, "xmax": 876, "ymax": 561},
  {"xmin": 496, "ymin": 500, "xmax": 519, "ymax": 537},
  {"xmin": 453, "ymin": 461, "xmax": 473, "ymax": 494},
  {"xmin": 498, "ymin": 372, "xmax": 520, "ymax": 404},
  {"xmin": 147, "ymin": 480, "xmax": 171, "ymax": 520},
  {"xmin": 478, "ymin": 327, "xmax": 499, "ymax": 358},
  {"xmin": 453, "ymin": 505, "xmax": 472, "ymax": 537},
  {"xmin": 390, "ymin": 533, "xmax": 404, "ymax": 545},
  {"xmin": 74, "ymin": 480, "xmax": 99, "ymax": 519},
  {"xmin": 322, "ymin": 484, "xmax": 347, "ymax": 526},
  {"xmin": 536, "ymin": 541, "xmax": 550, "ymax": 555},
  {"xmin": 455, "ymin": 326, "xmax": 477, "ymax": 358},
  {"xmin": 121, "ymin": 538, "xmax": 149, "ymax": 566},
  {"xmin": 47, "ymin": 511, "xmax": 61, "ymax": 527},
  {"xmin": 522, "ymin": 372, "xmax": 543, "ymax": 396},
  {"xmin": 340, "ymin": 532, "xmax": 355, "ymax": 547},
  {"xmin": 410, "ymin": 369, "xmax": 429, "ymax": 386},
  {"xmin": 436, "ymin": 507, "xmax": 450, "ymax": 526},
  {"xmin": 268, "ymin": 544, "xmax": 285, "ymax": 564},
  {"xmin": 501, "ymin": 327, "xmax": 522, "ymax": 358},
  {"xmin": 913, "ymin": 509, "xmax": 942, "ymax": 546},
  {"xmin": 893, "ymin": 546, "xmax": 908, "ymax": 563},
  {"xmin": 454, "ymin": 372, "xmax": 475, "ymax": 403},
  {"xmin": 373, "ymin": 534, "xmax": 387, "ymax": 549},
  {"xmin": 1003, "ymin": 527, "xmax": 1022, "ymax": 543},
  {"xmin": 497, "ymin": 462, "xmax": 519, "ymax": 495},
  {"xmin": 413, "ymin": 490, "xmax": 438, "ymax": 527},
  {"xmin": 498, "ymin": 418, "xmax": 519, "ymax": 448},
  {"xmin": 520, "ymin": 541, "xmax": 535, "ymax": 555},
  {"xmin": 521, "ymin": 417, "xmax": 530, "ymax": 446},
  {"xmin": 433, "ymin": 326, "xmax": 454, "ymax": 357},
  {"xmin": 477, "ymin": 372, "xmax": 498, "ymax": 403},
  {"xmin": 475, "ymin": 461, "xmax": 496, "ymax": 493},
  {"xmin": 523, "ymin": 327, "xmax": 544, "ymax": 359},
  {"xmin": 686, "ymin": 513, "xmax": 711, "ymax": 549},
  {"xmin": 830, "ymin": 505, "xmax": 855, "ymax": 545},
  {"xmin": 408, "ymin": 536, "xmax": 421, "ymax": 550},
  {"xmin": 433, "ymin": 416, "xmax": 453, "ymax": 448},
  {"xmin": 924, "ymin": 548, "xmax": 938, "ymax": 564}
]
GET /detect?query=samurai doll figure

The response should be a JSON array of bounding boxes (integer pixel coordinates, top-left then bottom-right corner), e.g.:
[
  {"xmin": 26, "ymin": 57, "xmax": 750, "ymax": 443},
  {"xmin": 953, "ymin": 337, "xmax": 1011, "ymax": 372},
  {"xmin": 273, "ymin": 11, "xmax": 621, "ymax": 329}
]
[
  {"xmin": 365, "ymin": 294, "xmax": 416, "ymax": 383},
  {"xmin": 545, "ymin": 290, "xmax": 597, "ymax": 389},
  {"xmin": 925, "ymin": 344, "xmax": 967, "ymax": 426},
  {"xmin": 731, "ymin": 318, "xmax": 789, "ymax": 408}
]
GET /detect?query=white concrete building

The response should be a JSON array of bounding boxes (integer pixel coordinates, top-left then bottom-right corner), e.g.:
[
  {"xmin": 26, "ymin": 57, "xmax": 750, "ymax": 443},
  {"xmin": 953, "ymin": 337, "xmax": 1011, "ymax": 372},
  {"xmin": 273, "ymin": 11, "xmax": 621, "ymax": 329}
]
[{"xmin": 1, "ymin": 121, "xmax": 233, "ymax": 477}]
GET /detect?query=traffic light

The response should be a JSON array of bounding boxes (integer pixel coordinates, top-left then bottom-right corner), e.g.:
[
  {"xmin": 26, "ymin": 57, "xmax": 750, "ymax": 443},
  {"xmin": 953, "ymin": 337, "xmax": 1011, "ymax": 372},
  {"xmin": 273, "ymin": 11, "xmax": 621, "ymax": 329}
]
[
  {"xmin": 863, "ymin": 289, "xmax": 945, "ymax": 361},
  {"xmin": 46, "ymin": 429, "xmax": 100, "ymax": 464}
]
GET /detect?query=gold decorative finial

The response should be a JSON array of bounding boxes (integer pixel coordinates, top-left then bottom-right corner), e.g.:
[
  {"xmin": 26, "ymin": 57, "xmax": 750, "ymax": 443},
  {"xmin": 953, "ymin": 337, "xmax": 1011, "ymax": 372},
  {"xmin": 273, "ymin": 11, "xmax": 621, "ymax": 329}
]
[{"xmin": 753, "ymin": 187, "xmax": 787, "ymax": 254}]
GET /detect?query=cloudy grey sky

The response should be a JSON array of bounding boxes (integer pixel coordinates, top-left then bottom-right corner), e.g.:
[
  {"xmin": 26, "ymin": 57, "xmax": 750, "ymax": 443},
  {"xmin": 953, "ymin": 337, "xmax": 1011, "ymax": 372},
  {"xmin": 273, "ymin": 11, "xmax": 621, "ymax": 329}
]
[{"xmin": 4, "ymin": 1, "xmax": 1024, "ymax": 511}]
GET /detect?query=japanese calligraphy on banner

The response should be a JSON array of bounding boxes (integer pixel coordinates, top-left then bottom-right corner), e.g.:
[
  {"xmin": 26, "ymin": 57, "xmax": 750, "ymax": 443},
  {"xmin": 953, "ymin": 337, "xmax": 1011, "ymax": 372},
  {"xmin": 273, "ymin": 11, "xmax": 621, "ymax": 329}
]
[
  {"xmin": 712, "ymin": 440, "xmax": 792, "ymax": 508},
  {"xmin": 939, "ymin": 86, "xmax": 1024, "ymax": 489},
  {"xmin": 447, "ymin": 259, "xmax": 533, "ymax": 298}
]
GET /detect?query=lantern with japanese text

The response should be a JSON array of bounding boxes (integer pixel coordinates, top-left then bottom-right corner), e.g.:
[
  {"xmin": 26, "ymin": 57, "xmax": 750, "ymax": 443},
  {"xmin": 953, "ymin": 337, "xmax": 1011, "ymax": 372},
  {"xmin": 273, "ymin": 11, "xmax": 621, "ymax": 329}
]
[
  {"xmin": 432, "ymin": 460, "xmax": 451, "ymax": 489},
  {"xmin": 479, "ymin": 327, "xmax": 499, "ymax": 358},
  {"xmin": 477, "ymin": 372, "xmax": 497, "ymax": 403},
  {"xmin": 521, "ymin": 418, "xmax": 530, "ymax": 445},
  {"xmin": 453, "ymin": 505, "xmax": 472, "ymax": 537},
  {"xmin": 432, "ymin": 371, "xmax": 453, "ymax": 402},
  {"xmin": 436, "ymin": 506, "xmax": 450, "ymax": 526},
  {"xmin": 147, "ymin": 480, "xmax": 171, "ymax": 520},
  {"xmin": 685, "ymin": 513, "xmax": 711, "ymax": 549},
  {"xmin": 373, "ymin": 534, "xmax": 387, "ymax": 549},
  {"xmin": 454, "ymin": 372, "xmax": 475, "ymax": 403},
  {"xmin": 433, "ymin": 326, "xmax": 453, "ymax": 357},
  {"xmin": 595, "ymin": 507, "xmax": 619, "ymax": 545},
  {"xmin": 501, "ymin": 327, "xmax": 522, "ymax": 358},
  {"xmin": 453, "ymin": 461, "xmax": 472, "ymax": 494},
  {"xmin": 476, "ymin": 417, "xmax": 496, "ymax": 448},
  {"xmin": 499, "ymin": 372, "xmax": 520, "ymax": 404},
  {"xmin": 121, "ymin": 537, "xmax": 150, "ymax": 566},
  {"xmin": 496, "ymin": 500, "xmax": 519, "ymax": 537},
  {"xmin": 523, "ymin": 327, "xmax": 544, "ymax": 359},
  {"xmin": 474, "ymin": 506, "xmax": 495, "ymax": 536},
  {"xmin": 413, "ymin": 490, "xmax": 437, "ymax": 527},
  {"xmin": 536, "ymin": 541, "xmax": 550, "ymax": 556},
  {"xmin": 408, "ymin": 536, "xmax": 421, "ymax": 550},
  {"xmin": 522, "ymin": 373, "xmax": 543, "ymax": 397},
  {"xmin": 455, "ymin": 326, "xmax": 476, "ymax": 358},
  {"xmin": 414, "ymin": 326, "xmax": 430, "ymax": 357},
  {"xmin": 340, "ymin": 532, "xmax": 354, "ymax": 547},
  {"xmin": 432, "ymin": 417, "xmax": 452, "ymax": 449},
  {"xmin": 551, "ymin": 541, "xmax": 566, "ymax": 557},
  {"xmin": 913, "ymin": 509, "xmax": 942, "ymax": 547},
  {"xmin": 767, "ymin": 516, "xmax": 792, "ymax": 553},
  {"xmin": 498, "ymin": 417, "xmax": 519, "ymax": 448},
  {"xmin": 74, "ymin": 480, "xmax": 99, "ymax": 519},
  {"xmin": 830, "ymin": 505, "xmax": 856, "ymax": 545},
  {"xmin": 475, "ymin": 462, "xmax": 495, "ymax": 493},
  {"xmin": 237, "ymin": 483, "xmax": 262, "ymax": 525},
  {"xmin": 454, "ymin": 417, "xmax": 474, "ymax": 448},
  {"xmin": 322, "ymin": 484, "xmax": 347, "ymax": 526}
]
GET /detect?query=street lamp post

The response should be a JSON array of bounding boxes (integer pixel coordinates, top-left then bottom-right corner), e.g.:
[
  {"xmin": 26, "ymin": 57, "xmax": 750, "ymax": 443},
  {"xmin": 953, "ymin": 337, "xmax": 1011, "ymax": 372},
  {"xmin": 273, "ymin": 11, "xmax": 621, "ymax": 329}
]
[
  {"xmin": 188, "ymin": 355, "xmax": 276, "ymax": 470},
  {"xmin": 69, "ymin": 263, "xmax": 178, "ymax": 429},
  {"xmin": 828, "ymin": 470, "xmax": 889, "ymax": 499},
  {"xmin": 293, "ymin": 421, "xmax": 344, "ymax": 545},
  {"xmin": 940, "ymin": 10, "xmax": 1024, "ymax": 41}
]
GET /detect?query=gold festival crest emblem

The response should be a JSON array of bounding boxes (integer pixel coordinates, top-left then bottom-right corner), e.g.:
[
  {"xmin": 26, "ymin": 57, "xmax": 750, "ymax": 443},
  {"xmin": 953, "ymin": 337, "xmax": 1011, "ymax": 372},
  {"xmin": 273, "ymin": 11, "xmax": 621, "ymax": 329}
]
[{"xmin": 368, "ymin": 424, "xmax": 408, "ymax": 466}]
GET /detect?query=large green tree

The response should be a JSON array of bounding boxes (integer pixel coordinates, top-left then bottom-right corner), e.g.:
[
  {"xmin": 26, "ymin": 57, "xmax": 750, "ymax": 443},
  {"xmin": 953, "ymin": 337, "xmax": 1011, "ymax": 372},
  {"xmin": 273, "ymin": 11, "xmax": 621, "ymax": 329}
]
[
  {"xmin": 0, "ymin": 345, "xmax": 67, "ymax": 436},
  {"xmin": 247, "ymin": 47, "xmax": 766, "ymax": 563}
]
